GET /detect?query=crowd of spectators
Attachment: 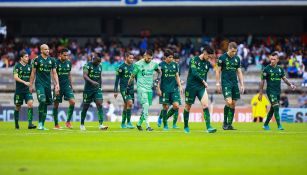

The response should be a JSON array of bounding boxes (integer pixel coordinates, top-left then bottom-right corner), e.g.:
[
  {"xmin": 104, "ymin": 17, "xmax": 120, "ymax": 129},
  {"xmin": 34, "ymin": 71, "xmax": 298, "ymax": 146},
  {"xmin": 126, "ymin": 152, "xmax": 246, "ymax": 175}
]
[{"xmin": 1, "ymin": 34, "xmax": 307, "ymax": 79}]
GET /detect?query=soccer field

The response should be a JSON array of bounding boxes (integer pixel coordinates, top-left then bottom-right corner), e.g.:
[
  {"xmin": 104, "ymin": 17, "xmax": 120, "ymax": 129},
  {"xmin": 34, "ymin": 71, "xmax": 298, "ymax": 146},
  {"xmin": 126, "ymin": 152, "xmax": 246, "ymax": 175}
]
[{"xmin": 0, "ymin": 122, "xmax": 307, "ymax": 175}]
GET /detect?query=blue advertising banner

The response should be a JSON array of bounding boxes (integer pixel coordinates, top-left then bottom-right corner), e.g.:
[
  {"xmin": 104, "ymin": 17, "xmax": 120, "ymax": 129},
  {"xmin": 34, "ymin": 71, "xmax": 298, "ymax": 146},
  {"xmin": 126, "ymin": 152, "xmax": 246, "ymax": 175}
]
[{"xmin": 280, "ymin": 108, "xmax": 307, "ymax": 123}]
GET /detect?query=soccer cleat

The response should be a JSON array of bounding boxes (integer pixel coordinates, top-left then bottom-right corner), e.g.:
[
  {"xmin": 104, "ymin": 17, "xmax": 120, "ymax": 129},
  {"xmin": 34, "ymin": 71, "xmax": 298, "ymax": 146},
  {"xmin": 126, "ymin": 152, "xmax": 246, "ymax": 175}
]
[
  {"xmin": 15, "ymin": 125, "xmax": 20, "ymax": 130},
  {"xmin": 28, "ymin": 124, "xmax": 37, "ymax": 129},
  {"xmin": 146, "ymin": 127, "xmax": 154, "ymax": 131},
  {"xmin": 223, "ymin": 124, "xmax": 229, "ymax": 130},
  {"xmin": 65, "ymin": 122, "xmax": 73, "ymax": 129},
  {"xmin": 43, "ymin": 127, "xmax": 49, "ymax": 131},
  {"xmin": 121, "ymin": 123, "xmax": 127, "ymax": 129},
  {"xmin": 163, "ymin": 126, "xmax": 169, "ymax": 131},
  {"xmin": 172, "ymin": 124, "xmax": 179, "ymax": 129},
  {"xmin": 227, "ymin": 125, "xmax": 236, "ymax": 130},
  {"xmin": 99, "ymin": 125, "xmax": 108, "ymax": 130},
  {"xmin": 263, "ymin": 125, "xmax": 270, "ymax": 130},
  {"xmin": 80, "ymin": 125, "xmax": 86, "ymax": 131},
  {"xmin": 207, "ymin": 127, "xmax": 217, "ymax": 133},
  {"xmin": 157, "ymin": 118, "xmax": 162, "ymax": 127},
  {"xmin": 184, "ymin": 127, "xmax": 190, "ymax": 133},
  {"xmin": 37, "ymin": 123, "xmax": 44, "ymax": 130},
  {"xmin": 126, "ymin": 122, "xmax": 135, "ymax": 129},
  {"xmin": 137, "ymin": 125, "xmax": 143, "ymax": 131},
  {"xmin": 53, "ymin": 124, "xmax": 61, "ymax": 130},
  {"xmin": 277, "ymin": 125, "xmax": 284, "ymax": 130}
]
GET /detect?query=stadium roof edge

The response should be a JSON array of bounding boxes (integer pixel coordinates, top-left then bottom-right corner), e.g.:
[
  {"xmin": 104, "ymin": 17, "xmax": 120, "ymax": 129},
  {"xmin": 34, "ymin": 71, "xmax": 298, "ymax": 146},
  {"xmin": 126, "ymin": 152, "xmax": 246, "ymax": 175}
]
[{"xmin": 1, "ymin": 1, "xmax": 307, "ymax": 8}]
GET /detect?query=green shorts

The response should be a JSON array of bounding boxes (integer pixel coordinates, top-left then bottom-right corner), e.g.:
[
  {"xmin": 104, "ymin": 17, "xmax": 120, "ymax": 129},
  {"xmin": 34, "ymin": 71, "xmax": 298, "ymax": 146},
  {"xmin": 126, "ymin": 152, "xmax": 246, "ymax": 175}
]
[
  {"xmin": 267, "ymin": 93, "xmax": 280, "ymax": 105},
  {"xmin": 83, "ymin": 88, "xmax": 103, "ymax": 104},
  {"xmin": 14, "ymin": 92, "xmax": 33, "ymax": 105},
  {"xmin": 222, "ymin": 84, "xmax": 240, "ymax": 100},
  {"xmin": 185, "ymin": 87, "xmax": 206, "ymax": 104},
  {"xmin": 159, "ymin": 91, "xmax": 181, "ymax": 105},
  {"xmin": 36, "ymin": 85, "xmax": 53, "ymax": 105},
  {"xmin": 137, "ymin": 90, "xmax": 153, "ymax": 106},
  {"xmin": 54, "ymin": 86, "xmax": 75, "ymax": 103},
  {"xmin": 120, "ymin": 90, "xmax": 134, "ymax": 103}
]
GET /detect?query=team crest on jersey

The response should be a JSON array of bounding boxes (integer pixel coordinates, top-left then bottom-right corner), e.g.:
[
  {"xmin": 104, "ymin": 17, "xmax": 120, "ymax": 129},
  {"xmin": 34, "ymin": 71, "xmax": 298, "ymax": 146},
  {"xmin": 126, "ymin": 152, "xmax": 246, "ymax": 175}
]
[
  {"xmin": 278, "ymin": 68, "xmax": 281, "ymax": 73},
  {"xmin": 173, "ymin": 65, "xmax": 176, "ymax": 69},
  {"xmin": 28, "ymin": 67, "xmax": 30, "ymax": 71},
  {"xmin": 205, "ymin": 65, "xmax": 208, "ymax": 69},
  {"xmin": 35, "ymin": 62, "xmax": 38, "ymax": 65},
  {"xmin": 218, "ymin": 60, "xmax": 222, "ymax": 63},
  {"xmin": 235, "ymin": 59, "xmax": 238, "ymax": 63},
  {"xmin": 263, "ymin": 72, "xmax": 267, "ymax": 76},
  {"xmin": 49, "ymin": 61, "xmax": 52, "ymax": 64},
  {"xmin": 67, "ymin": 64, "xmax": 70, "ymax": 68},
  {"xmin": 118, "ymin": 69, "xmax": 122, "ymax": 73}
]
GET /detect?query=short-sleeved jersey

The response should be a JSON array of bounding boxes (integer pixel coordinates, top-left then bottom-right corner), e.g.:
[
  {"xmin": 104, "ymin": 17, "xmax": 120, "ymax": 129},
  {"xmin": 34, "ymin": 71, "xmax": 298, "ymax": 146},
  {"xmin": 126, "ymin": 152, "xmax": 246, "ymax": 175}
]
[
  {"xmin": 83, "ymin": 62, "xmax": 102, "ymax": 92},
  {"xmin": 32, "ymin": 55, "xmax": 56, "ymax": 88},
  {"xmin": 217, "ymin": 53, "xmax": 241, "ymax": 86},
  {"xmin": 114, "ymin": 63, "xmax": 134, "ymax": 92},
  {"xmin": 261, "ymin": 65, "xmax": 285, "ymax": 95},
  {"xmin": 159, "ymin": 61, "xmax": 179, "ymax": 93},
  {"xmin": 13, "ymin": 62, "xmax": 32, "ymax": 93},
  {"xmin": 132, "ymin": 59, "xmax": 159, "ymax": 92},
  {"xmin": 55, "ymin": 59, "xmax": 72, "ymax": 89},
  {"xmin": 186, "ymin": 56, "xmax": 211, "ymax": 90}
]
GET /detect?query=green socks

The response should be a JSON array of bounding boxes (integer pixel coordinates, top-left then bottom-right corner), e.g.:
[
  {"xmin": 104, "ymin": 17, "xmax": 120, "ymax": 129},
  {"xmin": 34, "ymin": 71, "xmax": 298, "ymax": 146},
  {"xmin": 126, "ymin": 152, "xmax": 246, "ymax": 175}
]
[
  {"xmin": 166, "ymin": 108, "xmax": 175, "ymax": 119},
  {"xmin": 38, "ymin": 103, "xmax": 45, "ymax": 124},
  {"xmin": 203, "ymin": 108, "xmax": 211, "ymax": 129},
  {"xmin": 67, "ymin": 105, "xmax": 74, "ymax": 122},
  {"xmin": 97, "ymin": 107, "xmax": 103, "ymax": 125},
  {"xmin": 122, "ymin": 110, "xmax": 127, "ymax": 124},
  {"xmin": 273, "ymin": 105, "xmax": 281, "ymax": 126},
  {"xmin": 183, "ymin": 109, "xmax": 189, "ymax": 128},
  {"xmin": 14, "ymin": 110, "xmax": 19, "ymax": 128},
  {"xmin": 173, "ymin": 109, "xmax": 179, "ymax": 126},
  {"xmin": 81, "ymin": 108, "xmax": 87, "ymax": 125},
  {"xmin": 223, "ymin": 105, "xmax": 229, "ymax": 125},
  {"xmin": 126, "ymin": 109, "xmax": 132, "ymax": 123},
  {"xmin": 264, "ymin": 107, "xmax": 274, "ymax": 126},
  {"xmin": 27, "ymin": 108, "xmax": 33, "ymax": 125},
  {"xmin": 162, "ymin": 109, "xmax": 168, "ymax": 127},
  {"xmin": 228, "ymin": 107, "xmax": 235, "ymax": 125},
  {"xmin": 53, "ymin": 108, "xmax": 58, "ymax": 125}
]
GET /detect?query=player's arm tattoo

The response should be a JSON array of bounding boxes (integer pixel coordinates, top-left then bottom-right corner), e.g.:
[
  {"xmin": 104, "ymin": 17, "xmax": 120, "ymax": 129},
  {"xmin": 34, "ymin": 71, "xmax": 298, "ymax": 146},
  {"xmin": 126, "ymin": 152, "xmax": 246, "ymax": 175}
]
[
  {"xmin": 282, "ymin": 76, "xmax": 292, "ymax": 86},
  {"xmin": 127, "ymin": 74, "xmax": 135, "ymax": 86}
]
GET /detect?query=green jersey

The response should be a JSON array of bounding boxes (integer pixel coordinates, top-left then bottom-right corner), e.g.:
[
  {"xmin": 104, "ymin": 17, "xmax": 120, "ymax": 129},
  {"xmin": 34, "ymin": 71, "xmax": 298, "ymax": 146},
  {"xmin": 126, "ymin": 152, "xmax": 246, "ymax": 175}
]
[
  {"xmin": 159, "ymin": 61, "xmax": 179, "ymax": 93},
  {"xmin": 13, "ymin": 62, "xmax": 32, "ymax": 93},
  {"xmin": 55, "ymin": 59, "xmax": 72, "ymax": 89},
  {"xmin": 217, "ymin": 53, "xmax": 241, "ymax": 86},
  {"xmin": 32, "ymin": 55, "xmax": 56, "ymax": 88},
  {"xmin": 186, "ymin": 56, "xmax": 210, "ymax": 89},
  {"xmin": 83, "ymin": 62, "xmax": 102, "ymax": 92},
  {"xmin": 261, "ymin": 65, "xmax": 285, "ymax": 95},
  {"xmin": 114, "ymin": 63, "xmax": 134, "ymax": 92},
  {"xmin": 132, "ymin": 59, "xmax": 159, "ymax": 92}
]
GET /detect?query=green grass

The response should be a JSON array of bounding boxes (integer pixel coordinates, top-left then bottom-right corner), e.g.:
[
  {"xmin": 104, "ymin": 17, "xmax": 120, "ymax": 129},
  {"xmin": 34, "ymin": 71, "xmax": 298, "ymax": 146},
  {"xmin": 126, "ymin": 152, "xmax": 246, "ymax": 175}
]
[{"xmin": 0, "ymin": 122, "xmax": 307, "ymax": 175}]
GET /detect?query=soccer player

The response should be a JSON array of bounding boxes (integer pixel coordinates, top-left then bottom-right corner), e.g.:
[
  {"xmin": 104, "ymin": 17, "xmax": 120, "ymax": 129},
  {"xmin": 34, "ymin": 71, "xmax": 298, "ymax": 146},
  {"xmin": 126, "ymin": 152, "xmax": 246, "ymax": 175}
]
[
  {"xmin": 52, "ymin": 48, "xmax": 75, "ymax": 129},
  {"xmin": 156, "ymin": 49, "xmax": 183, "ymax": 130},
  {"xmin": 30, "ymin": 44, "xmax": 60, "ymax": 130},
  {"xmin": 216, "ymin": 42, "xmax": 244, "ymax": 130},
  {"xmin": 13, "ymin": 51, "xmax": 36, "ymax": 129},
  {"xmin": 183, "ymin": 46, "xmax": 217, "ymax": 133},
  {"xmin": 80, "ymin": 56, "xmax": 108, "ymax": 131},
  {"xmin": 127, "ymin": 49, "xmax": 160, "ymax": 131},
  {"xmin": 114, "ymin": 52, "xmax": 135, "ymax": 129},
  {"xmin": 258, "ymin": 51, "xmax": 296, "ymax": 130}
]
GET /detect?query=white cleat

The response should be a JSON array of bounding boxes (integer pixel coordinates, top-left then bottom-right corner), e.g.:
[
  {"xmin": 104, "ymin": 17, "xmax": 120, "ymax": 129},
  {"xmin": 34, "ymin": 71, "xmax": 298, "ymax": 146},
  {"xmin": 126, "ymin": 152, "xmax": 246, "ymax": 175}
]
[{"xmin": 80, "ymin": 125, "xmax": 86, "ymax": 131}]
